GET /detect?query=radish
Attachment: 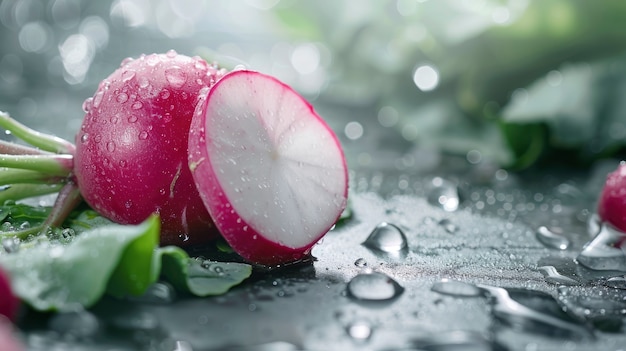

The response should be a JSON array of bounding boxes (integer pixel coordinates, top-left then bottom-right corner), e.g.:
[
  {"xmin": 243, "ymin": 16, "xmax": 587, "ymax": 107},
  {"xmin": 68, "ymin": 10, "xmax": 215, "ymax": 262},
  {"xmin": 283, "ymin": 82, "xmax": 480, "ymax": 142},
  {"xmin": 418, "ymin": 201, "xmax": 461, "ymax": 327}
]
[
  {"xmin": 0, "ymin": 53, "xmax": 348, "ymax": 265},
  {"xmin": 73, "ymin": 51, "xmax": 227, "ymax": 246},
  {"xmin": 188, "ymin": 70, "xmax": 348, "ymax": 265},
  {"xmin": 598, "ymin": 162, "xmax": 626, "ymax": 238},
  {"xmin": 0, "ymin": 267, "xmax": 19, "ymax": 321}
]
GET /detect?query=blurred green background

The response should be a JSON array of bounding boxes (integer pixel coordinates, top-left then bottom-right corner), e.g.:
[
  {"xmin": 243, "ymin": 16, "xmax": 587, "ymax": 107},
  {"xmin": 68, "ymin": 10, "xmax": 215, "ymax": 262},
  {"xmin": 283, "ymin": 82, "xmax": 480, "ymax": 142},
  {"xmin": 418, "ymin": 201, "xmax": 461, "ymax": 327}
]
[{"xmin": 2, "ymin": 0, "xmax": 626, "ymax": 170}]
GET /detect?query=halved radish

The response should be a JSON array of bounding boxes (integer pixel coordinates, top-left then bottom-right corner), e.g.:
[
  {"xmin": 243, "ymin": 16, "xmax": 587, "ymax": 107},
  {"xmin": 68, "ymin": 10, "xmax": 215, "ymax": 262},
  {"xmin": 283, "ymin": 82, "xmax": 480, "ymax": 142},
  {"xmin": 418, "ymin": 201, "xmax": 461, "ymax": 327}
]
[{"xmin": 188, "ymin": 70, "xmax": 348, "ymax": 265}]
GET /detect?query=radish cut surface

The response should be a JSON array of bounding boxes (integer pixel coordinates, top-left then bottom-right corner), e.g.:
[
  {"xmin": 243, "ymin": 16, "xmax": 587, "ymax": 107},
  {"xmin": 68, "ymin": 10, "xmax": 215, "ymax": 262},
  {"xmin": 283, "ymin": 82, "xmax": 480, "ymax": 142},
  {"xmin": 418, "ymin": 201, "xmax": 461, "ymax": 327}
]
[{"xmin": 188, "ymin": 70, "xmax": 348, "ymax": 265}]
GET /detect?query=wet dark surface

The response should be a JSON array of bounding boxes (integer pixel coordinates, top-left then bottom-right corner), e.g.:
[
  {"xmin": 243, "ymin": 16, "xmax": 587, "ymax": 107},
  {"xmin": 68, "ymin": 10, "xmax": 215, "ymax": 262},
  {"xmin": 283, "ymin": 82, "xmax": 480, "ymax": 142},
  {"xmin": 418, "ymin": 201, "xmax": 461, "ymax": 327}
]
[{"xmin": 1, "ymin": 1, "xmax": 625, "ymax": 350}]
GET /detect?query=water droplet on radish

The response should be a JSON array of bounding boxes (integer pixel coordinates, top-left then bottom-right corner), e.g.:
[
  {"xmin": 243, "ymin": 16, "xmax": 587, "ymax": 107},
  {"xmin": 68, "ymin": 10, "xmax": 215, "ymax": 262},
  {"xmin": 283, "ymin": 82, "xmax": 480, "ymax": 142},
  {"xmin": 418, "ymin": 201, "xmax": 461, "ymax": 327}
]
[
  {"xmin": 120, "ymin": 57, "xmax": 134, "ymax": 67},
  {"xmin": 80, "ymin": 133, "xmax": 89, "ymax": 143},
  {"xmin": 431, "ymin": 279, "xmax": 482, "ymax": 297},
  {"xmin": 166, "ymin": 49, "xmax": 177, "ymax": 58},
  {"xmin": 139, "ymin": 131, "xmax": 148, "ymax": 140},
  {"xmin": 160, "ymin": 89, "xmax": 170, "ymax": 99},
  {"xmin": 82, "ymin": 97, "xmax": 93, "ymax": 112},
  {"xmin": 132, "ymin": 101, "xmax": 143, "ymax": 110},
  {"xmin": 106, "ymin": 141, "xmax": 116, "ymax": 152},
  {"xmin": 362, "ymin": 222, "xmax": 408, "ymax": 253},
  {"xmin": 110, "ymin": 115, "xmax": 120, "ymax": 124},
  {"xmin": 119, "ymin": 160, "xmax": 127, "ymax": 167},
  {"xmin": 138, "ymin": 76, "xmax": 149, "ymax": 88},
  {"xmin": 146, "ymin": 54, "xmax": 160, "ymax": 66},
  {"xmin": 116, "ymin": 92, "xmax": 128, "ymax": 104},
  {"xmin": 347, "ymin": 272, "xmax": 404, "ymax": 301},
  {"xmin": 128, "ymin": 115, "xmax": 138, "ymax": 123},
  {"xmin": 179, "ymin": 233, "xmax": 189, "ymax": 242},
  {"xmin": 92, "ymin": 91, "xmax": 104, "ymax": 108},
  {"xmin": 165, "ymin": 66, "xmax": 187, "ymax": 88},
  {"xmin": 94, "ymin": 134, "xmax": 102, "ymax": 143},
  {"xmin": 535, "ymin": 226, "xmax": 571, "ymax": 250},
  {"xmin": 121, "ymin": 70, "xmax": 136, "ymax": 82}
]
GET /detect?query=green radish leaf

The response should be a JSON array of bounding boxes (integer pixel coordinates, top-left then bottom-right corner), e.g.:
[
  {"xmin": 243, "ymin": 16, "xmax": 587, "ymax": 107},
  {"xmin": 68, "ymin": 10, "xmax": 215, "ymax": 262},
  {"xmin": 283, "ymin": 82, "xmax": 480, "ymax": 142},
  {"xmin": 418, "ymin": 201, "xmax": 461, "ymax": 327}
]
[
  {"xmin": 159, "ymin": 246, "xmax": 252, "ymax": 296},
  {"xmin": 106, "ymin": 215, "xmax": 160, "ymax": 297},
  {"xmin": 0, "ymin": 215, "xmax": 160, "ymax": 311}
]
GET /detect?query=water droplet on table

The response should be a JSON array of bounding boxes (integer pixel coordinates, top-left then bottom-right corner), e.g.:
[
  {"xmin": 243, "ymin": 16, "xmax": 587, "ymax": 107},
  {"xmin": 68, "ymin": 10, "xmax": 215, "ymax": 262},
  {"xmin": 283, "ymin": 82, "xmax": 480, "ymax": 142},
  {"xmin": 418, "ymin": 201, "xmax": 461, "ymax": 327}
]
[
  {"xmin": 362, "ymin": 222, "xmax": 408, "ymax": 253},
  {"xmin": 537, "ymin": 266, "xmax": 579, "ymax": 286},
  {"xmin": 604, "ymin": 276, "xmax": 626, "ymax": 290},
  {"xmin": 576, "ymin": 223, "xmax": 626, "ymax": 271},
  {"xmin": 347, "ymin": 272, "xmax": 404, "ymax": 302},
  {"xmin": 438, "ymin": 218, "xmax": 459, "ymax": 233},
  {"xmin": 431, "ymin": 279, "xmax": 482, "ymax": 297},
  {"xmin": 346, "ymin": 320, "xmax": 373, "ymax": 341},
  {"xmin": 427, "ymin": 177, "xmax": 462, "ymax": 211},
  {"xmin": 354, "ymin": 258, "xmax": 368, "ymax": 268},
  {"xmin": 535, "ymin": 226, "xmax": 571, "ymax": 250}
]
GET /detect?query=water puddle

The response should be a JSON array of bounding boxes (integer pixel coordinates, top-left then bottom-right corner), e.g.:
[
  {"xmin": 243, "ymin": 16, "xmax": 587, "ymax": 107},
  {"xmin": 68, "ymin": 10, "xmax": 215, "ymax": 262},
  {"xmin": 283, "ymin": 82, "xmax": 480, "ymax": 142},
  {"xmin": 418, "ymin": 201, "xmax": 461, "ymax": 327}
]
[{"xmin": 431, "ymin": 280, "xmax": 593, "ymax": 340}]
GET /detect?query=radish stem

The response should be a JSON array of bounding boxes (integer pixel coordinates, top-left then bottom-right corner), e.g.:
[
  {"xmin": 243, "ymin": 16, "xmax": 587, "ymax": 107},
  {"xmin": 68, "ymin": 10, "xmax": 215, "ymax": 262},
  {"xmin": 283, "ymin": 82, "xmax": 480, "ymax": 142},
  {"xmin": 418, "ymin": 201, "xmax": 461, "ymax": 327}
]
[
  {"xmin": 42, "ymin": 182, "xmax": 81, "ymax": 229},
  {"xmin": 0, "ymin": 184, "xmax": 63, "ymax": 203},
  {"xmin": 0, "ymin": 154, "xmax": 73, "ymax": 176},
  {"xmin": 0, "ymin": 140, "xmax": 52, "ymax": 155},
  {"xmin": 0, "ymin": 111, "xmax": 76, "ymax": 154},
  {"xmin": 0, "ymin": 168, "xmax": 65, "ymax": 186}
]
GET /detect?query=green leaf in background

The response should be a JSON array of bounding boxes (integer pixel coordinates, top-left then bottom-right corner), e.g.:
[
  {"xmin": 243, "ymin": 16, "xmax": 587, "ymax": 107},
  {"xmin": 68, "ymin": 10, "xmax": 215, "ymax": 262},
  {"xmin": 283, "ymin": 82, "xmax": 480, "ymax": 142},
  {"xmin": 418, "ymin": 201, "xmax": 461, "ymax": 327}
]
[
  {"xmin": 499, "ymin": 121, "xmax": 548, "ymax": 170},
  {"xmin": 159, "ymin": 246, "xmax": 252, "ymax": 296},
  {"xmin": 0, "ymin": 216, "xmax": 160, "ymax": 311}
]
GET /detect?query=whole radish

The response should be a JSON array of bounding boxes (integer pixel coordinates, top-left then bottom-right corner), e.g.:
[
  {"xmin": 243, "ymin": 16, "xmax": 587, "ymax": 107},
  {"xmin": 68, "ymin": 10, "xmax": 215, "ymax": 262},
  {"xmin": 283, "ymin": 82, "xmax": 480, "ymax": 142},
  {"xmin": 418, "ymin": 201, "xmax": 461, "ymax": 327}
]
[
  {"xmin": 188, "ymin": 70, "xmax": 348, "ymax": 265},
  {"xmin": 74, "ymin": 51, "xmax": 226, "ymax": 246}
]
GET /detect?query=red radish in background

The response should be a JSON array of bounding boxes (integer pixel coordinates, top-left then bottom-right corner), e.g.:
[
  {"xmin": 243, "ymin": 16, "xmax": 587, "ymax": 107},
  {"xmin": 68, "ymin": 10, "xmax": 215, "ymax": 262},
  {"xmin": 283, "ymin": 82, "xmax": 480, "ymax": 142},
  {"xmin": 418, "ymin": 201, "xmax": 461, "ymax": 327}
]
[
  {"xmin": 0, "ymin": 319, "xmax": 24, "ymax": 351},
  {"xmin": 598, "ymin": 162, "xmax": 626, "ymax": 243},
  {"xmin": 0, "ymin": 267, "xmax": 19, "ymax": 321},
  {"xmin": 188, "ymin": 70, "xmax": 349, "ymax": 265},
  {"xmin": 74, "ymin": 51, "xmax": 226, "ymax": 246}
]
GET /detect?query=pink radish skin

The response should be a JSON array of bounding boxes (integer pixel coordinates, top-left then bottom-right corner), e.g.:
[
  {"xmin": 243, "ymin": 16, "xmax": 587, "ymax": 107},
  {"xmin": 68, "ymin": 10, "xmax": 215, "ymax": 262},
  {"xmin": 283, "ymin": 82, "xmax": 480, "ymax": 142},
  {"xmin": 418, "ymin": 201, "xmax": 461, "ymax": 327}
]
[
  {"xmin": 0, "ymin": 318, "xmax": 24, "ymax": 351},
  {"xmin": 188, "ymin": 70, "xmax": 348, "ymax": 265},
  {"xmin": 75, "ymin": 52, "xmax": 224, "ymax": 246},
  {"xmin": 598, "ymin": 162, "xmax": 626, "ymax": 242}
]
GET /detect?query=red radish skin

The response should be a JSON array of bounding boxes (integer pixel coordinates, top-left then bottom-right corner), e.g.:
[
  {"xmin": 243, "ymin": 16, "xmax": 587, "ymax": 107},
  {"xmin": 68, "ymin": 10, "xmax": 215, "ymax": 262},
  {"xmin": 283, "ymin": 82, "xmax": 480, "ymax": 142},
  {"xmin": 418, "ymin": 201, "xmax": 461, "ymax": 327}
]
[
  {"xmin": 188, "ymin": 70, "xmax": 348, "ymax": 265},
  {"xmin": 0, "ymin": 268, "xmax": 19, "ymax": 322},
  {"xmin": 75, "ymin": 51, "xmax": 225, "ymax": 246},
  {"xmin": 598, "ymin": 162, "xmax": 626, "ymax": 241}
]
